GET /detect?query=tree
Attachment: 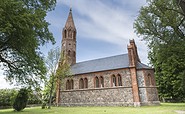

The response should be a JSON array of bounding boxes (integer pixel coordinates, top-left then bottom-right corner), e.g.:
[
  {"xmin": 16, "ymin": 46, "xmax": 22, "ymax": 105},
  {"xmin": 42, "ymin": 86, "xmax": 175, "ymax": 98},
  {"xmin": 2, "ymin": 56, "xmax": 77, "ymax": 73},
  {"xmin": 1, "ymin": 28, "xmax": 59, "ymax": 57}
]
[
  {"xmin": 13, "ymin": 88, "xmax": 29, "ymax": 111},
  {"xmin": 0, "ymin": 0, "xmax": 56, "ymax": 86},
  {"xmin": 44, "ymin": 47, "xmax": 60, "ymax": 109},
  {"xmin": 55, "ymin": 52, "xmax": 71, "ymax": 106},
  {"xmin": 44, "ymin": 47, "xmax": 70, "ymax": 108},
  {"xmin": 134, "ymin": 0, "xmax": 185, "ymax": 101}
]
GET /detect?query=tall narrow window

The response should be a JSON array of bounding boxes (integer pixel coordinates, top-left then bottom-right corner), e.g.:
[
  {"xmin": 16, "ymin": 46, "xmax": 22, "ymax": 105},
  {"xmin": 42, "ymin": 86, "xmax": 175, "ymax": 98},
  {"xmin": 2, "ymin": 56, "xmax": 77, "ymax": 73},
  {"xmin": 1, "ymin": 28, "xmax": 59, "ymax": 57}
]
[
  {"xmin": 71, "ymin": 79, "xmax": 74, "ymax": 89},
  {"xmin": 69, "ymin": 80, "xmax": 71, "ymax": 89},
  {"xmin": 84, "ymin": 78, "xmax": 88, "ymax": 88},
  {"xmin": 100, "ymin": 76, "xmax": 104, "ymax": 87},
  {"xmin": 79, "ymin": 78, "xmax": 84, "ymax": 89},
  {"xmin": 73, "ymin": 31, "xmax": 76, "ymax": 39},
  {"xmin": 69, "ymin": 29, "xmax": 72, "ymax": 37},
  {"xmin": 64, "ymin": 30, "xmax": 67, "ymax": 38},
  {"xmin": 95, "ymin": 77, "xmax": 99, "ymax": 88},
  {"xmin": 147, "ymin": 74, "xmax": 153, "ymax": 86},
  {"xmin": 68, "ymin": 50, "xmax": 71, "ymax": 56},
  {"xmin": 66, "ymin": 80, "xmax": 70, "ymax": 90},
  {"xmin": 112, "ymin": 75, "xmax": 116, "ymax": 87},
  {"xmin": 73, "ymin": 51, "xmax": 76, "ymax": 57},
  {"xmin": 117, "ymin": 74, "xmax": 122, "ymax": 86},
  {"xmin": 151, "ymin": 76, "xmax": 154, "ymax": 86}
]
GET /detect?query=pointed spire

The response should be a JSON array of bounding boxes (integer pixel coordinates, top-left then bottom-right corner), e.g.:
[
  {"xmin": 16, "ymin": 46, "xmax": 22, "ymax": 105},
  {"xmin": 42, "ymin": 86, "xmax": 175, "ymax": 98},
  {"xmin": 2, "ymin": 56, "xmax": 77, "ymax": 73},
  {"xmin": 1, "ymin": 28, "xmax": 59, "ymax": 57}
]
[{"xmin": 64, "ymin": 8, "xmax": 76, "ymax": 29}]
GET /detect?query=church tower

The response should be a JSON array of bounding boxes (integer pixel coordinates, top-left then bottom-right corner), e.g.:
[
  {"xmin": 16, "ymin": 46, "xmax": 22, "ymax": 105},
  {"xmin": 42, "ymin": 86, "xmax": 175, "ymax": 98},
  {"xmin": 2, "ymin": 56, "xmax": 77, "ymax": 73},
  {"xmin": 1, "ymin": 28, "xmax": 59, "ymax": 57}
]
[
  {"xmin": 56, "ymin": 8, "xmax": 76, "ymax": 106},
  {"xmin": 62, "ymin": 8, "xmax": 76, "ymax": 65}
]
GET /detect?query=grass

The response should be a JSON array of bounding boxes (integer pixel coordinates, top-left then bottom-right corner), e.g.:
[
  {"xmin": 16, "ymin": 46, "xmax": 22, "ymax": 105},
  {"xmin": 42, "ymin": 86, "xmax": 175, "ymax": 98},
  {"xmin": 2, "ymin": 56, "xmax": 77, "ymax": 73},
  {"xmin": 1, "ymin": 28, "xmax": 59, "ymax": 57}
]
[{"xmin": 0, "ymin": 103, "xmax": 185, "ymax": 114}]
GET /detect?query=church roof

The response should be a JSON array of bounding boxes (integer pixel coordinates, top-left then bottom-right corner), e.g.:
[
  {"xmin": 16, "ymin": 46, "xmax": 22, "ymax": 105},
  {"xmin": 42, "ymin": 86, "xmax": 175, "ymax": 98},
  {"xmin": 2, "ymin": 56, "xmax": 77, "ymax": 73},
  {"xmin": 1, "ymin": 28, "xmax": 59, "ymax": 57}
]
[{"xmin": 71, "ymin": 54, "xmax": 152, "ymax": 75}]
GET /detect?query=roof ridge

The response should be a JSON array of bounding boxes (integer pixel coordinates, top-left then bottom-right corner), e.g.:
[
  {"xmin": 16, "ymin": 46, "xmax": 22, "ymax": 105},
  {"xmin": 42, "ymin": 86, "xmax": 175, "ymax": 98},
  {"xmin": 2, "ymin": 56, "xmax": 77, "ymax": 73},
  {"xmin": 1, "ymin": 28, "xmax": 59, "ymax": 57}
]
[
  {"xmin": 74, "ymin": 53, "xmax": 128, "ymax": 65},
  {"xmin": 137, "ymin": 62, "xmax": 152, "ymax": 69}
]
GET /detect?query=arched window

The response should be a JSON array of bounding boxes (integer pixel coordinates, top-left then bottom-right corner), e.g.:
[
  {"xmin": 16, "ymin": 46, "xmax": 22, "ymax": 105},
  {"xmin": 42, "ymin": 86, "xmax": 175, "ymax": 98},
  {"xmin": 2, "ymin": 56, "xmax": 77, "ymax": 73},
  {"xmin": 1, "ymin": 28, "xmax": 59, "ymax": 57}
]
[
  {"xmin": 84, "ymin": 78, "xmax": 88, "ymax": 88},
  {"xmin": 151, "ymin": 76, "xmax": 154, "ymax": 86},
  {"xmin": 112, "ymin": 75, "xmax": 116, "ymax": 87},
  {"xmin": 69, "ymin": 29, "xmax": 72, "ymax": 38},
  {"xmin": 148, "ymin": 75, "xmax": 151, "ymax": 86},
  {"xmin": 71, "ymin": 79, "xmax": 74, "ymax": 89},
  {"xmin": 73, "ymin": 31, "xmax": 76, "ymax": 39},
  {"xmin": 66, "ymin": 80, "xmax": 70, "ymax": 90},
  {"xmin": 68, "ymin": 50, "xmax": 71, "ymax": 56},
  {"xmin": 147, "ymin": 74, "xmax": 153, "ymax": 86},
  {"xmin": 95, "ymin": 77, "xmax": 99, "ymax": 88},
  {"xmin": 117, "ymin": 74, "xmax": 122, "ymax": 86},
  {"xmin": 69, "ymin": 80, "xmax": 71, "ymax": 89},
  {"xmin": 73, "ymin": 51, "xmax": 76, "ymax": 58},
  {"xmin": 100, "ymin": 76, "xmax": 104, "ymax": 87},
  {"xmin": 63, "ymin": 29, "xmax": 67, "ymax": 38},
  {"xmin": 79, "ymin": 78, "xmax": 84, "ymax": 89}
]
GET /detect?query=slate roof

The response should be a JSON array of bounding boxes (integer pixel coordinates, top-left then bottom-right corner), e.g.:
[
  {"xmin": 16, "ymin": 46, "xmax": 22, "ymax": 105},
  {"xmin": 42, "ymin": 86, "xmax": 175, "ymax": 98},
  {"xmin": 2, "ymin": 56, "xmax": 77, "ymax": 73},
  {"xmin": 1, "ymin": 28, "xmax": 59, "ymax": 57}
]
[
  {"xmin": 71, "ymin": 54, "xmax": 152, "ymax": 75},
  {"xmin": 137, "ymin": 62, "xmax": 152, "ymax": 69}
]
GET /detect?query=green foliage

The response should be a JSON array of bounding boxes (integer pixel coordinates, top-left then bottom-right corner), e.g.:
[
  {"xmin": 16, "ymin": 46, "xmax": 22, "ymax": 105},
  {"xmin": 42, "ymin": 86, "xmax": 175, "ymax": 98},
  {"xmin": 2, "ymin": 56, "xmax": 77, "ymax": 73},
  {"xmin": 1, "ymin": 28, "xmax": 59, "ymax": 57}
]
[
  {"xmin": 13, "ymin": 88, "xmax": 29, "ymax": 111},
  {"xmin": 0, "ymin": 89, "xmax": 41, "ymax": 108},
  {"xmin": 43, "ymin": 47, "xmax": 70, "ymax": 108},
  {"xmin": 0, "ymin": 0, "xmax": 56, "ymax": 86},
  {"xmin": 0, "ymin": 89, "xmax": 18, "ymax": 107},
  {"xmin": 56, "ymin": 54, "xmax": 71, "ymax": 81},
  {"xmin": 134, "ymin": 0, "xmax": 185, "ymax": 101},
  {"xmin": 44, "ymin": 47, "xmax": 60, "ymax": 108},
  {"xmin": 27, "ymin": 89, "xmax": 42, "ymax": 105}
]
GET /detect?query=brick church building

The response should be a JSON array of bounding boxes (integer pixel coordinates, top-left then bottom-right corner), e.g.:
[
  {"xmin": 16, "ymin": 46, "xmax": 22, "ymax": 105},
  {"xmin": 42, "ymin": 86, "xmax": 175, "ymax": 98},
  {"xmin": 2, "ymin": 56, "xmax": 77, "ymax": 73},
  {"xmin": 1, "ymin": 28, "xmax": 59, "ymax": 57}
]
[{"xmin": 56, "ymin": 9, "xmax": 160, "ymax": 107}]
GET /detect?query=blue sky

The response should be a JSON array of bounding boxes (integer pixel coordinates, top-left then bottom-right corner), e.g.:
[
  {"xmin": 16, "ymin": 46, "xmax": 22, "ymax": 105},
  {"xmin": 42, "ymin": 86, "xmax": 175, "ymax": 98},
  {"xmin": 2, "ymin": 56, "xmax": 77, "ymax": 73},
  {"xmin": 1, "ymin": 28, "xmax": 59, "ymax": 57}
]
[{"xmin": 0, "ymin": 0, "xmax": 148, "ymax": 89}]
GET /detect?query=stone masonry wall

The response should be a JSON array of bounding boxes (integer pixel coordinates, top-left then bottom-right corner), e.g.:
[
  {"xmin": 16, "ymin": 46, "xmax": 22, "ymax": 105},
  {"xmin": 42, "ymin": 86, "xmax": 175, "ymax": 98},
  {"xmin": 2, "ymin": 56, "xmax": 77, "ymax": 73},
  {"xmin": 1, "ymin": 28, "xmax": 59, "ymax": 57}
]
[
  {"xmin": 60, "ymin": 87, "xmax": 133, "ymax": 106},
  {"xmin": 60, "ymin": 68, "xmax": 159, "ymax": 106},
  {"xmin": 143, "ymin": 70, "xmax": 159, "ymax": 102},
  {"xmin": 60, "ymin": 68, "xmax": 134, "ymax": 106},
  {"xmin": 137, "ymin": 70, "xmax": 159, "ymax": 105}
]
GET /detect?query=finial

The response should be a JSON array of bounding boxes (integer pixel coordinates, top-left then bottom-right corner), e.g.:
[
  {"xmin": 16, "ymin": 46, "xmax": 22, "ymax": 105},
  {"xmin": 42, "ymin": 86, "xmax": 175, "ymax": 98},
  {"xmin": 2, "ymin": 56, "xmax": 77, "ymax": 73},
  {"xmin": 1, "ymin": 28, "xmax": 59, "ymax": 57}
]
[{"xmin": 70, "ymin": 8, "xmax": 72, "ymax": 12}]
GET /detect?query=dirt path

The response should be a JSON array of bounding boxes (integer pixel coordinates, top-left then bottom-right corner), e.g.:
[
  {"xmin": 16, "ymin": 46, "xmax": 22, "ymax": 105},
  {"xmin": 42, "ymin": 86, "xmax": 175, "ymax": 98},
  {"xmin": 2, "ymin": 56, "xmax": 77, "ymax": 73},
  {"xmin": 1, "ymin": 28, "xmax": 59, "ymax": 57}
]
[{"xmin": 175, "ymin": 110, "xmax": 185, "ymax": 114}]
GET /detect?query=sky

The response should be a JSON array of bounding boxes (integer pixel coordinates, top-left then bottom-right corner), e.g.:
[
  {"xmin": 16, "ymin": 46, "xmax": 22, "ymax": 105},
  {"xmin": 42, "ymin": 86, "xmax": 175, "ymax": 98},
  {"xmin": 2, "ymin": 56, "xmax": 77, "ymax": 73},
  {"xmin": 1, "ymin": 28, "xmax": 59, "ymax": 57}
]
[{"xmin": 0, "ymin": 0, "xmax": 148, "ymax": 89}]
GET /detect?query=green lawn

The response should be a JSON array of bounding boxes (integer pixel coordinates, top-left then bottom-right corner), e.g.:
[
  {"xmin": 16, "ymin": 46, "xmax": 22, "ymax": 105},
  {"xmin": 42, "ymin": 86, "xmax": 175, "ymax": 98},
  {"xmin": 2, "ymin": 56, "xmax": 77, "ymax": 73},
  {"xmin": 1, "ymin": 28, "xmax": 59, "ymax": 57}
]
[{"xmin": 0, "ymin": 103, "xmax": 185, "ymax": 114}]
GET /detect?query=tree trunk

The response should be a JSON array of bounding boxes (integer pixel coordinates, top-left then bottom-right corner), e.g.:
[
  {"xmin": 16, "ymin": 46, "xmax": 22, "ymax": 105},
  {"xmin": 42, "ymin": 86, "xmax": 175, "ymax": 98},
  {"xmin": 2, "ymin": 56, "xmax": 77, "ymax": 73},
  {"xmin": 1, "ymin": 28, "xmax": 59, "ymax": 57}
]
[{"xmin": 48, "ymin": 74, "xmax": 54, "ymax": 109}]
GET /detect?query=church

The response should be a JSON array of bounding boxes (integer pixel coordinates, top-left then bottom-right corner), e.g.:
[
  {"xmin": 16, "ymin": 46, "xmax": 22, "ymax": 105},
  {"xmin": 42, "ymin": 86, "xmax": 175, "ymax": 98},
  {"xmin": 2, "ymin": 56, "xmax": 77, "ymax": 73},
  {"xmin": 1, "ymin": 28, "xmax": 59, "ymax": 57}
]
[{"xmin": 55, "ymin": 9, "xmax": 160, "ymax": 107}]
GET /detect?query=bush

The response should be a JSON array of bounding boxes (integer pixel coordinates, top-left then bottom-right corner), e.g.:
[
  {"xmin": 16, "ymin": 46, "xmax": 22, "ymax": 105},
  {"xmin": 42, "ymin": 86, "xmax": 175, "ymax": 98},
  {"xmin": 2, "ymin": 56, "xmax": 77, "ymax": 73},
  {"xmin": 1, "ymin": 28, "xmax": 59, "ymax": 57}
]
[
  {"xmin": 0, "ymin": 89, "xmax": 18, "ymax": 107},
  {"xmin": 13, "ymin": 88, "xmax": 29, "ymax": 111},
  {"xmin": 27, "ymin": 90, "xmax": 42, "ymax": 105}
]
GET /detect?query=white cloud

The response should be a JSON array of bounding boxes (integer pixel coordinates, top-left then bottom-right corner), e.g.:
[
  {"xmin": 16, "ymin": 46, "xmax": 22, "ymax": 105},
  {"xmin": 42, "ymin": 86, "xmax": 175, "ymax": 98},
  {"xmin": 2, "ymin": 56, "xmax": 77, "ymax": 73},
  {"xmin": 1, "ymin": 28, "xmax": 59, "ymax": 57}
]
[
  {"xmin": 0, "ymin": 65, "xmax": 19, "ymax": 89},
  {"xmin": 57, "ymin": 0, "xmax": 149, "ymax": 63},
  {"xmin": 0, "ymin": 0, "xmax": 149, "ymax": 89}
]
